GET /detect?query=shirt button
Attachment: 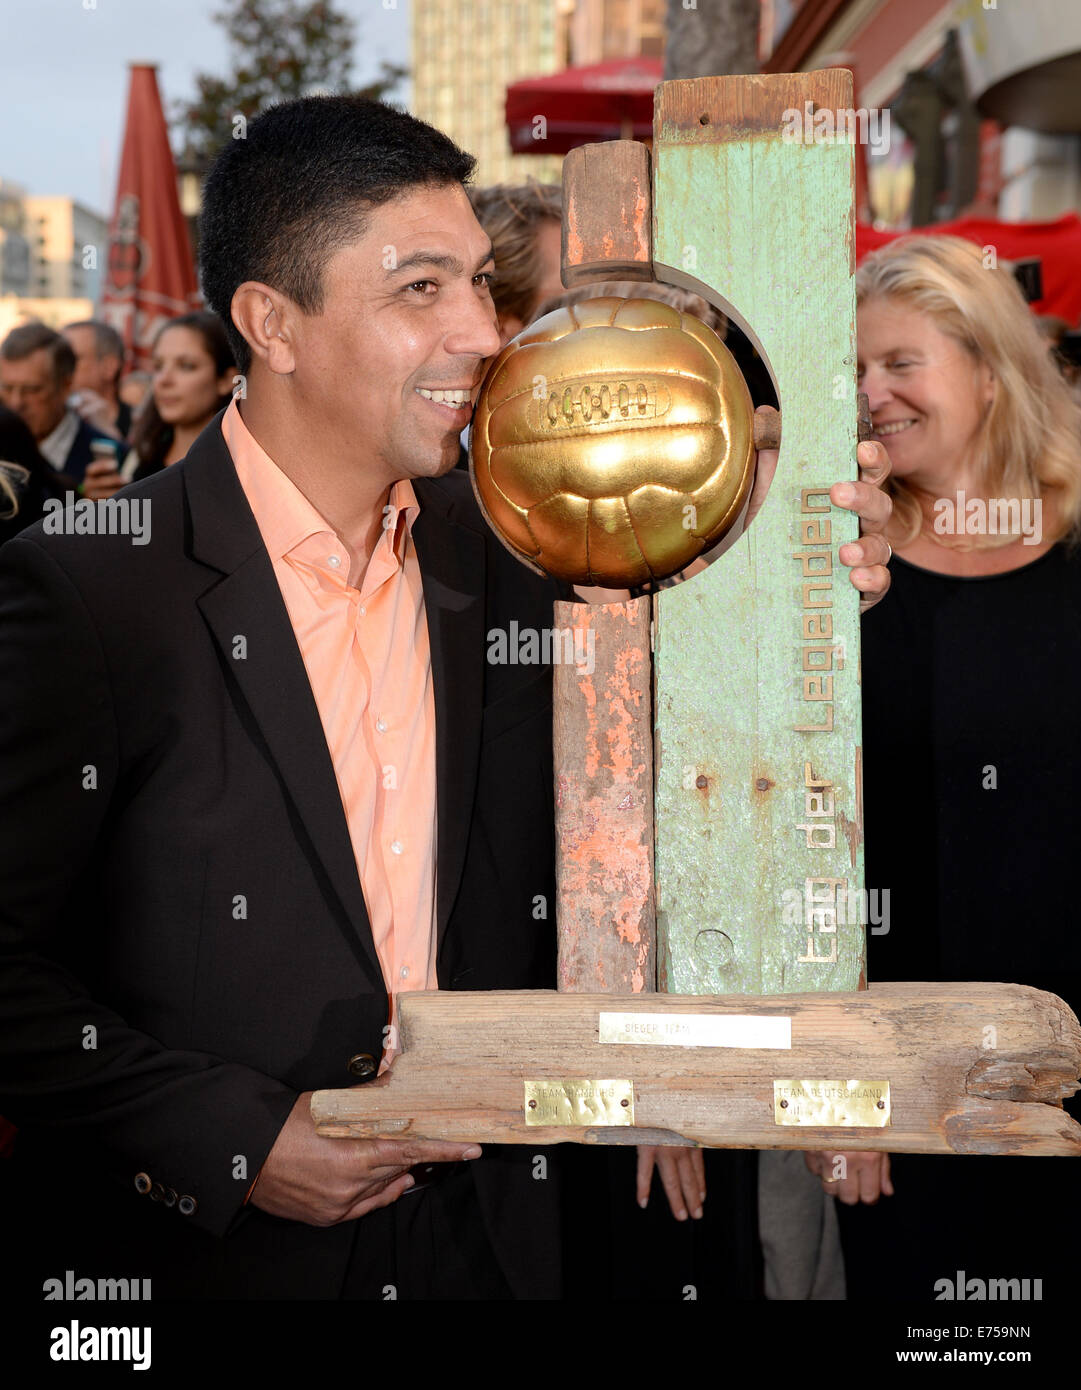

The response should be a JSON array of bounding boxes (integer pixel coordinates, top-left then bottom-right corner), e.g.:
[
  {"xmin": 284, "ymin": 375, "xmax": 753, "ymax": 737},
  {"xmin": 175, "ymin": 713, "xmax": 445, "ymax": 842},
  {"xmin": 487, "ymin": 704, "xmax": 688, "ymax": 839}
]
[
  {"xmin": 327, "ymin": 554, "xmax": 342, "ymax": 569},
  {"xmin": 390, "ymin": 840, "xmax": 403, "ymax": 855},
  {"xmin": 400, "ymin": 966, "xmax": 410, "ymax": 980},
  {"xmin": 375, "ymin": 717, "xmax": 387, "ymax": 733},
  {"xmin": 359, "ymin": 605, "xmax": 366, "ymax": 616}
]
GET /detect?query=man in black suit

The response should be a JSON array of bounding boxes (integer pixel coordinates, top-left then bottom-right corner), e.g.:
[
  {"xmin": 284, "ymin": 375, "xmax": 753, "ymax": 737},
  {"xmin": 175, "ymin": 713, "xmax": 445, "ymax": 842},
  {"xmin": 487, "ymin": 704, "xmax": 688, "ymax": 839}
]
[
  {"xmin": 0, "ymin": 98, "xmax": 571, "ymax": 1301},
  {"xmin": 0, "ymin": 97, "xmax": 892, "ymax": 1303},
  {"xmin": 0, "ymin": 322, "xmax": 116, "ymax": 486}
]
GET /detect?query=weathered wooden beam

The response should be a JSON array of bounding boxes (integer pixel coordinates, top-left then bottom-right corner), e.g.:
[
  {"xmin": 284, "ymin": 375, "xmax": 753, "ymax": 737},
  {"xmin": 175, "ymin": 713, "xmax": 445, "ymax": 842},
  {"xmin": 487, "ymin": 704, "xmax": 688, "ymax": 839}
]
[
  {"xmin": 554, "ymin": 598, "xmax": 655, "ymax": 993},
  {"xmin": 562, "ymin": 140, "xmax": 654, "ymax": 287},
  {"xmin": 313, "ymin": 984, "xmax": 1081, "ymax": 1157},
  {"xmin": 651, "ymin": 71, "xmax": 866, "ymax": 995}
]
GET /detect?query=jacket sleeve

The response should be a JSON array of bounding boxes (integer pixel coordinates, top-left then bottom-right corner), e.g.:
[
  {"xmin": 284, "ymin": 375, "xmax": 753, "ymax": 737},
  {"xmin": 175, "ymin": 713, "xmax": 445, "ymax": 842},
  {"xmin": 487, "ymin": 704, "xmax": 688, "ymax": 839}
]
[{"xmin": 0, "ymin": 534, "xmax": 297, "ymax": 1238}]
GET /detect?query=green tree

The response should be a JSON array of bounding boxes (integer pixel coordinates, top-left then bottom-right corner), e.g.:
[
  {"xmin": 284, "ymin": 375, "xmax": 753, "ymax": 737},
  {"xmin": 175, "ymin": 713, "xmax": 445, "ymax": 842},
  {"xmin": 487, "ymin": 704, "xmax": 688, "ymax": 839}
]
[{"xmin": 174, "ymin": 0, "xmax": 407, "ymax": 164}]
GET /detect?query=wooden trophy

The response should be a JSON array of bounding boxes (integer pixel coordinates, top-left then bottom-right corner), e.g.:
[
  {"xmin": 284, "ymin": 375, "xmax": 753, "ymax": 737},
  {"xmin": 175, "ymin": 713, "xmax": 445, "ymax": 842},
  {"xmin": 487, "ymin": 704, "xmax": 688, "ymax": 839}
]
[{"xmin": 313, "ymin": 71, "xmax": 1081, "ymax": 1159}]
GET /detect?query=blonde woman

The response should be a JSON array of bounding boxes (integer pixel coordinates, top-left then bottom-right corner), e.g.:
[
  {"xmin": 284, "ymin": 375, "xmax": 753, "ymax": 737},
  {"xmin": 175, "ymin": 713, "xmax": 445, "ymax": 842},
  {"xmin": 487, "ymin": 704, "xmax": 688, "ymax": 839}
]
[{"xmin": 813, "ymin": 234, "xmax": 1081, "ymax": 1300}]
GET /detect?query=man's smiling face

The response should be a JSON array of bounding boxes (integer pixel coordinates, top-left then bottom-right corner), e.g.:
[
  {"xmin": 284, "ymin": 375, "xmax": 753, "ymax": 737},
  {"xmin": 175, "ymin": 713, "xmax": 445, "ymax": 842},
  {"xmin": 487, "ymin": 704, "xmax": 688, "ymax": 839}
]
[{"xmin": 290, "ymin": 181, "xmax": 501, "ymax": 484}]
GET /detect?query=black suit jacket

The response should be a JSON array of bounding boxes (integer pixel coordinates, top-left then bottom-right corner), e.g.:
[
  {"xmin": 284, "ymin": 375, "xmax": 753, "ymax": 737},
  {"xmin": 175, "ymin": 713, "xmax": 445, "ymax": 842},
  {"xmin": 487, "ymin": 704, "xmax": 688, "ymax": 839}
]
[{"xmin": 0, "ymin": 411, "xmax": 569, "ymax": 1298}]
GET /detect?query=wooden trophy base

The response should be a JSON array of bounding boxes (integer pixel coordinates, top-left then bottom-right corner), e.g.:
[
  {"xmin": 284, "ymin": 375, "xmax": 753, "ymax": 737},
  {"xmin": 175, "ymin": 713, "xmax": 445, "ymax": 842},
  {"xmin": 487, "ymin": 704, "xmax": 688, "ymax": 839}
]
[{"xmin": 312, "ymin": 982, "xmax": 1081, "ymax": 1157}]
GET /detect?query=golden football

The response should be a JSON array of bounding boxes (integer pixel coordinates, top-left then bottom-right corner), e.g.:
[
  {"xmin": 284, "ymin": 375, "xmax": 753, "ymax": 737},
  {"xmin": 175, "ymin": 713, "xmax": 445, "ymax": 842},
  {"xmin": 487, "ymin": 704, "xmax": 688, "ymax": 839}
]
[{"xmin": 469, "ymin": 296, "xmax": 756, "ymax": 587}]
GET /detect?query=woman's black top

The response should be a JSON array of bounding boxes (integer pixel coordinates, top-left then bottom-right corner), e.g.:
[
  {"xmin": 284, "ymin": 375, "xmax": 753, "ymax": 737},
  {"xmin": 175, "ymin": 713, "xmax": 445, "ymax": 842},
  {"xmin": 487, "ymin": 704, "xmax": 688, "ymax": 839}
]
[{"xmin": 839, "ymin": 545, "xmax": 1081, "ymax": 1301}]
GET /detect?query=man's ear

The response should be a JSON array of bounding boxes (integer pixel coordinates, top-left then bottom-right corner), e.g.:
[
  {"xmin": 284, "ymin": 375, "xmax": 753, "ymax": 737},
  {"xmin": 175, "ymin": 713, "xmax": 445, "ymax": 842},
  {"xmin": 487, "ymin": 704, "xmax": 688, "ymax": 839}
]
[{"xmin": 231, "ymin": 282, "xmax": 296, "ymax": 375}]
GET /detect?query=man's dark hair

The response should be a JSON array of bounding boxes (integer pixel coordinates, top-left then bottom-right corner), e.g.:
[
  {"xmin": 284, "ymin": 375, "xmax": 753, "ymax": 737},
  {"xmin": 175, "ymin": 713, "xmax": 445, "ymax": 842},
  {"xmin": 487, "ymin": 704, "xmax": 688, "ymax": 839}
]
[
  {"xmin": 0, "ymin": 322, "xmax": 76, "ymax": 385},
  {"xmin": 199, "ymin": 96, "xmax": 477, "ymax": 373}
]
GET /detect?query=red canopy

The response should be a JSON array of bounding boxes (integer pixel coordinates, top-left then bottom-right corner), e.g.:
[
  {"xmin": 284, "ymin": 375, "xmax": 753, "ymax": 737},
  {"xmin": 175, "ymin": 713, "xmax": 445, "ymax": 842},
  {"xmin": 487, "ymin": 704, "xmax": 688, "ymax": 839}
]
[
  {"xmin": 506, "ymin": 57, "xmax": 662, "ymax": 155},
  {"xmin": 856, "ymin": 213, "xmax": 1081, "ymax": 325},
  {"xmin": 101, "ymin": 65, "xmax": 201, "ymax": 372}
]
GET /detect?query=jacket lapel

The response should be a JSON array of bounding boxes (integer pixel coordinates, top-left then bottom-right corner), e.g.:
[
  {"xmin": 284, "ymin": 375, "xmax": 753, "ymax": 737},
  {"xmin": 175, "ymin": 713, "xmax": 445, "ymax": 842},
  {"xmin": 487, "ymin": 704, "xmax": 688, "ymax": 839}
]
[
  {"xmin": 182, "ymin": 417, "xmax": 384, "ymax": 990},
  {"xmin": 412, "ymin": 477, "xmax": 486, "ymax": 952}
]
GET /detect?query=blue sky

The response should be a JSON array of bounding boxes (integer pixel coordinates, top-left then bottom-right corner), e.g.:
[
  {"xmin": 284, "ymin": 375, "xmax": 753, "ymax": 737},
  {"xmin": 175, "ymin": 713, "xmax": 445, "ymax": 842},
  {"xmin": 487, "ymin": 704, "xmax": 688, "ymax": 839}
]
[{"xmin": 0, "ymin": 0, "xmax": 410, "ymax": 215}]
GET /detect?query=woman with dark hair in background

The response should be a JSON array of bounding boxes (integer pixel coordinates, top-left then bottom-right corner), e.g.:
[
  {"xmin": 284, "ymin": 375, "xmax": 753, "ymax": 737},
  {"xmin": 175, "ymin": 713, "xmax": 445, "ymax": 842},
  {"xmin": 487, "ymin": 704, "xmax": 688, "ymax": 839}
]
[{"xmin": 81, "ymin": 311, "xmax": 235, "ymax": 499}]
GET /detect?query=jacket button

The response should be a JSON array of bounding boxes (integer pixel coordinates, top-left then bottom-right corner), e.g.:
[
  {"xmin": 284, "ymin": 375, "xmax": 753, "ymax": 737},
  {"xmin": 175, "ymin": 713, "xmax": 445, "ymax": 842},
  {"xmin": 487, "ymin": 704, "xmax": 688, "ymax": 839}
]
[
  {"xmin": 149, "ymin": 1182, "xmax": 165, "ymax": 1202},
  {"xmin": 163, "ymin": 1187, "xmax": 177, "ymax": 1208},
  {"xmin": 178, "ymin": 1195, "xmax": 197, "ymax": 1216},
  {"xmin": 347, "ymin": 1053, "xmax": 377, "ymax": 1079},
  {"xmin": 134, "ymin": 1172, "xmax": 152, "ymax": 1195}
]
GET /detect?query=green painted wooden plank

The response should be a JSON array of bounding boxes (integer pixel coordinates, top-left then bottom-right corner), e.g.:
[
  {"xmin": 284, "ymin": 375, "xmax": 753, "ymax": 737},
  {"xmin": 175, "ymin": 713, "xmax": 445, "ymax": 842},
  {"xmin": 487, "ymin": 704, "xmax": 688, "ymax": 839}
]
[{"xmin": 652, "ymin": 71, "xmax": 866, "ymax": 995}]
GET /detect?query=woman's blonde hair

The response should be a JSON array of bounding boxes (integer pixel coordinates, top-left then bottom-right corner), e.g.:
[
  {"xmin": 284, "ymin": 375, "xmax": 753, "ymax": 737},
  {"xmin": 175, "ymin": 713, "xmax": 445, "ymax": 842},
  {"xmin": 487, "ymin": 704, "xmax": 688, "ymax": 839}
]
[
  {"xmin": 855, "ymin": 234, "xmax": 1081, "ymax": 547},
  {"xmin": 0, "ymin": 462, "xmax": 28, "ymax": 520}
]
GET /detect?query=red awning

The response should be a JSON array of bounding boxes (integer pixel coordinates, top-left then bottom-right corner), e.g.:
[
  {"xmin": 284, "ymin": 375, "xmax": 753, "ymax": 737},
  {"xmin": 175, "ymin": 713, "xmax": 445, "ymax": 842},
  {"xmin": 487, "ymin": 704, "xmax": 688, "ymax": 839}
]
[
  {"xmin": 506, "ymin": 57, "xmax": 663, "ymax": 155},
  {"xmin": 856, "ymin": 213, "xmax": 1081, "ymax": 324}
]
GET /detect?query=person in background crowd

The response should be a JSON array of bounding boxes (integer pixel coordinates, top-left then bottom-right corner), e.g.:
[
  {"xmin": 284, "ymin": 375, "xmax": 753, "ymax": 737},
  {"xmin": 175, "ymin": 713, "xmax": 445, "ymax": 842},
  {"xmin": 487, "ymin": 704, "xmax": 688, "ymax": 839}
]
[
  {"xmin": 0, "ymin": 322, "xmax": 114, "ymax": 486},
  {"xmin": 468, "ymin": 181, "xmax": 564, "ymax": 348},
  {"xmin": 1035, "ymin": 313, "xmax": 1081, "ymax": 396},
  {"xmin": 0, "ymin": 404, "xmax": 67, "ymax": 547},
  {"xmin": 470, "ymin": 181, "xmax": 776, "ymax": 413},
  {"xmin": 62, "ymin": 319, "xmax": 133, "ymax": 440},
  {"xmin": 810, "ymin": 234, "xmax": 1081, "ymax": 1300},
  {"xmin": 80, "ymin": 311, "xmax": 235, "ymax": 500}
]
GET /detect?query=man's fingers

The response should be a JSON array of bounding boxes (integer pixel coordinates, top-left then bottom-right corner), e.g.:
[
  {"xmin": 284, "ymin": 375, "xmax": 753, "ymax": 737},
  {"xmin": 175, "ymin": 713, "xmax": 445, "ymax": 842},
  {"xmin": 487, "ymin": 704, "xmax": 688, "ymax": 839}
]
[
  {"xmin": 817, "ymin": 1151, "xmax": 893, "ymax": 1206},
  {"xmin": 346, "ymin": 1137, "xmax": 482, "ymax": 1170},
  {"xmin": 655, "ymin": 1150, "xmax": 689, "ymax": 1220},
  {"xmin": 852, "ymin": 565, "xmax": 892, "ymax": 613},
  {"xmin": 341, "ymin": 1171, "xmax": 417, "ymax": 1223},
  {"xmin": 651, "ymin": 1147, "xmax": 705, "ymax": 1221},
  {"xmin": 838, "ymin": 533, "xmax": 892, "ymax": 569},
  {"xmin": 831, "ymin": 478, "xmax": 892, "ymax": 534},
  {"xmin": 855, "ymin": 438, "xmax": 891, "ymax": 486},
  {"xmin": 636, "ymin": 1145, "xmax": 657, "ymax": 1208},
  {"xmin": 683, "ymin": 1148, "xmax": 707, "ymax": 1214},
  {"xmin": 743, "ymin": 449, "xmax": 778, "ymax": 533}
]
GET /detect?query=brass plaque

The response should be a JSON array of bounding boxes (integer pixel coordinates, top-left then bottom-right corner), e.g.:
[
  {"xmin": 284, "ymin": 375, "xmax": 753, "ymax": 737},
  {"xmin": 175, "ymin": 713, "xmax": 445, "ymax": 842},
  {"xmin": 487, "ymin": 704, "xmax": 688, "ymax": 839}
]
[
  {"xmin": 773, "ymin": 1080, "xmax": 891, "ymax": 1127},
  {"xmin": 599, "ymin": 1011, "xmax": 791, "ymax": 1049},
  {"xmin": 524, "ymin": 1079, "xmax": 634, "ymax": 1127}
]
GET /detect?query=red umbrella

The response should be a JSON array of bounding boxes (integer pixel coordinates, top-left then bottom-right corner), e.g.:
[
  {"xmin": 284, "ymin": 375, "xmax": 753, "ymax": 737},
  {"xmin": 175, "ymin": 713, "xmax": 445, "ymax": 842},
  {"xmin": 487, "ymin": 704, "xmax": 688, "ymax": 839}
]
[
  {"xmin": 506, "ymin": 57, "xmax": 663, "ymax": 156},
  {"xmin": 856, "ymin": 213, "xmax": 1081, "ymax": 324},
  {"xmin": 101, "ymin": 64, "xmax": 201, "ymax": 373}
]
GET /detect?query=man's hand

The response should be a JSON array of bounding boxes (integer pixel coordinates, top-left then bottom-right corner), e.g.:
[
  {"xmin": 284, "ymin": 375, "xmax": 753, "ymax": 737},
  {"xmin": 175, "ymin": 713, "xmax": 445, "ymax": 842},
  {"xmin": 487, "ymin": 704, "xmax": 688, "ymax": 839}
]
[
  {"xmin": 746, "ymin": 407, "xmax": 894, "ymax": 613},
  {"xmin": 70, "ymin": 390, "xmax": 124, "ymax": 440},
  {"xmin": 249, "ymin": 1091, "xmax": 483, "ymax": 1226},
  {"xmin": 81, "ymin": 459, "xmax": 125, "ymax": 501},
  {"xmin": 804, "ymin": 1149, "xmax": 893, "ymax": 1205},
  {"xmin": 636, "ymin": 1144, "xmax": 706, "ymax": 1221}
]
